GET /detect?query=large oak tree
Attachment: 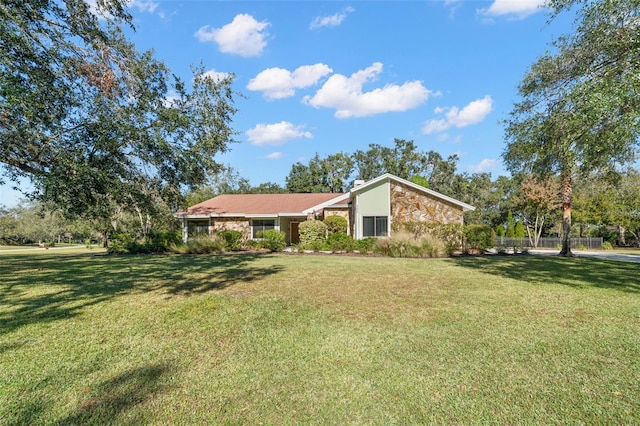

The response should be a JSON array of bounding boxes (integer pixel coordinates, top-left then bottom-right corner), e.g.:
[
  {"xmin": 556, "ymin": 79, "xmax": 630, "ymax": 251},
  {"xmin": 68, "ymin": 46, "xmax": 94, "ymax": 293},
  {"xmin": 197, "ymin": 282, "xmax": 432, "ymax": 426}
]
[
  {"xmin": 503, "ymin": 0, "xmax": 640, "ymax": 255},
  {"xmin": 0, "ymin": 0, "xmax": 238, "ymax": 222}
]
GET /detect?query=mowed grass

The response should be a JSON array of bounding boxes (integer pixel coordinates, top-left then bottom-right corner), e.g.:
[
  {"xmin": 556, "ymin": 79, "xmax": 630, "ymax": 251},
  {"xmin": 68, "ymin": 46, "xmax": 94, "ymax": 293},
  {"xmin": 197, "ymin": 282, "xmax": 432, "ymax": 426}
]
[{"xmin": 0, "ymin": 251, "xmax": 638, "ymax": 424}]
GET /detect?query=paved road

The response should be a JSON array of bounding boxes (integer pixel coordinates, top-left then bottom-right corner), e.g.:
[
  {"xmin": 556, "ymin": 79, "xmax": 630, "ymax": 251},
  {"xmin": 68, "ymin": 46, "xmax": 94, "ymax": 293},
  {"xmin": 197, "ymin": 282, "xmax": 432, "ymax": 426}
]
[{"xmin": 530, "ymin": 249, "xmax": 640, "ymax": 263}]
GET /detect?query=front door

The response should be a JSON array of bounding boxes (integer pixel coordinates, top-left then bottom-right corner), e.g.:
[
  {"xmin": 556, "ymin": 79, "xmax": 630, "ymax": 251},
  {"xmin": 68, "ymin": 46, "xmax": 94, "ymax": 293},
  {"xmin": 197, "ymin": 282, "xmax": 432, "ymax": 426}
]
[{"xmin": 290, "ymin": 222, "xmax": 300, "ymax": 245}]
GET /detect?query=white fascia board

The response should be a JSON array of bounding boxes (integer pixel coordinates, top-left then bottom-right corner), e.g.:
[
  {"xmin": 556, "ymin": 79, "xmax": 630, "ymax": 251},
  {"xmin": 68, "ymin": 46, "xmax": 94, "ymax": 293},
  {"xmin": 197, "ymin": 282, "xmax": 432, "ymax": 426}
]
[
  {"xmin": 245, "ymin": 214, "xmax": 278, "ymax": 218},
  {"xmin": 278, "ymin": 213, "xmax": 307, "ymax": 217},
  {"xmin": 174, "ymin": 214, "xmax": 211, "ymax": 219},
  {"xmin": 302, "ymin": 193, "xmax": 351, "ymax": 214},
  {"xmin": 352, "ymin": 173, "xmax": 476, "ymax": 212}
]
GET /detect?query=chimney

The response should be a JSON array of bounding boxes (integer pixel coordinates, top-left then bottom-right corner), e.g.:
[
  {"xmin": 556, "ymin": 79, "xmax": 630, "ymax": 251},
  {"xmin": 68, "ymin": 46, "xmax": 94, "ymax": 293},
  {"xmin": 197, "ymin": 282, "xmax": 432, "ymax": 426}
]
[{"xmin": 353, "ymin": 179, "xmax": 365, "ymax": 188}]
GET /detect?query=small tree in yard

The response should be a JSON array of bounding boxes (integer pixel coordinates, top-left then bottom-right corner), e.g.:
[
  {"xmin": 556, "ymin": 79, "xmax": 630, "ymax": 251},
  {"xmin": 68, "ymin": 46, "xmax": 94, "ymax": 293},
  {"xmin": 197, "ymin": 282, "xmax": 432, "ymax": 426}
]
[{"xmin": 516, "ymin": 175, "xmax": 560, "ymax": 248}]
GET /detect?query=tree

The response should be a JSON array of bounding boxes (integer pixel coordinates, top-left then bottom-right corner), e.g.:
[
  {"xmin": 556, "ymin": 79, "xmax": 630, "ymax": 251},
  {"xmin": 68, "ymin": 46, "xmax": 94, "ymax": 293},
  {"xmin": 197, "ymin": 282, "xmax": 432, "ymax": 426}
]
[
  {"xmin": 1, "ymin": 1, "xmax": 239, "ymax": 222},
  {"xmin": 616, "ymin": 168, "xmax": 640, "ymax": 246},
  {"xmin": 353, "ymin": 138, "xmax": 458, "ymax": 189},
  {"xmin": 285, "ymin": 154, "xmax": 329, "ymax": 193},
  {"xmin": 503, "ymin": 0, "xmax": 640, "ymax": 256},
  {"xmin": 506, "ymin": 211, "xmax": 515, "ymax": 238},
  {"xmin": 516, "ymin": 175, "xmax": 560, "ymax": 247}
]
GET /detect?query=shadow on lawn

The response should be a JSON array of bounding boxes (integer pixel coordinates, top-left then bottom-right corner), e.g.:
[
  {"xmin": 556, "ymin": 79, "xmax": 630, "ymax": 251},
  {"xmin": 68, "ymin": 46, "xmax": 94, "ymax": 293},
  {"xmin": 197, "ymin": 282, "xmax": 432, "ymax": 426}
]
[
  {"xmin": 9, "ymin": 362, "xmax": 173, "ymax": 426},
  {"xmin": 451, "ymin": 254, "xmax": 639, "ymax": 293},
  {"xmin": 0, "ymin": 253, "xmax": 284, "ymax": 335}
]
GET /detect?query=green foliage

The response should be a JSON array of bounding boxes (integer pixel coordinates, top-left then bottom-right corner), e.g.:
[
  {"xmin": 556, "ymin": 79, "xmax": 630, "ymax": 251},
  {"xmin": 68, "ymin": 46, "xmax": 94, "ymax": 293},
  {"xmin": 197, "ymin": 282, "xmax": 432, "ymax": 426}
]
[
  {"xmin": 464, "ymin": 225, "xmax": 496, "ymax": 254},
  {"xmin": 326, "ymin": 233, "xmax": 356, "ymax": 253},
  {"xmin": 218, "ymin": 230, "xmax": 244, "ymax": 251},
  {"xmin": 515, "ymin": 221, "xmax": 526, "ymax": 238},
  {"xmin": 324, "ymin": 215, "xmax": 348, "ymax": 235},
  {"xmin": 298, "ymin": 220, "xmax": 327, "ymax": 247},
  {"xmin": 374, "ymin": 231, "xmax": 445, "ymax": 258},
  {"xmin": 108, "ymin": 231, "xmax": 181, "ymax": 254},
  {"xmin": 392, "ymin": 222, "xmax": 463, "ymax": 256},
  {"xmin": 506, "ymin": 211, "xmax": 515, "ymax": 238},
  {"xmin": 354, "ymin": 237, "xmax": 376, "ymax": 254},
  {"xmin": 1, "ymin": 2, "xmax": 239, "ymax": 225},
  {"xmin": 170, "ymin": 235, "xmax": 226, "ymax": 254},
  {"xmin": 256, "ymin": 230, "xmax": 286, "ymax": 252},
  {"xmin": 409, "ymin": 175, "xmax": 429, "ymax": 188},
  {"xmin": 601, "ymin": 241, "xmax": 613, "ymax": 250},
  {"xmin": 496, "ymin": 224, "xmax": 505, "ymax": 237}
]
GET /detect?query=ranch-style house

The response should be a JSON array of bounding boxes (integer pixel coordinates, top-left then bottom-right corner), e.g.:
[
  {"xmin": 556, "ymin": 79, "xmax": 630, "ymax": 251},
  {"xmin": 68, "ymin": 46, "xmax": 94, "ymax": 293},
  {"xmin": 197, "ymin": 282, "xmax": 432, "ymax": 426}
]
[{"xmin": 175, "ymin": 173, "xmax": 475, "ymax": 245}]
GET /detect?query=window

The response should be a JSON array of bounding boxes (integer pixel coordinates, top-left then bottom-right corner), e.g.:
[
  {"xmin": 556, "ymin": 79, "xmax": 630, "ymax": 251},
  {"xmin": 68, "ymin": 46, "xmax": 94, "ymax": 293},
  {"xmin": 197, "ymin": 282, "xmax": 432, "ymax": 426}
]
[
  {"xmin": 187, "ymin": 220, "xmax": 209, "ymax": 236},
  {"xmin": 252, "ymin": 219, "xmax": 275, "ymax": 238},
  {"xmin": 362, "ymin": 216, "xmax": 388, "ymax": 237}
]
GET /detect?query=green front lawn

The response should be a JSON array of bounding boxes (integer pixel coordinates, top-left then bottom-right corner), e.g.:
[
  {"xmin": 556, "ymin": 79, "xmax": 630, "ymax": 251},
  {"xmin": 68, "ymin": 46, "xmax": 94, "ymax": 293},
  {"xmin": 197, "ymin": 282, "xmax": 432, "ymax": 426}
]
[{"xmin": 1, "ymin": 252, "xmax": 638, "ymax": 424}]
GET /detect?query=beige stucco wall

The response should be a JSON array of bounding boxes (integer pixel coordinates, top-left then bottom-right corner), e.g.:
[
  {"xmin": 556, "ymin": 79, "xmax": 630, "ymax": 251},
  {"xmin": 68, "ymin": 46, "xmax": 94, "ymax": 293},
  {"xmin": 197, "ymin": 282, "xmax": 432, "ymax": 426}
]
[{"xmin": 390, "ymin": 182, "xmax": 463, "ymax": 225}]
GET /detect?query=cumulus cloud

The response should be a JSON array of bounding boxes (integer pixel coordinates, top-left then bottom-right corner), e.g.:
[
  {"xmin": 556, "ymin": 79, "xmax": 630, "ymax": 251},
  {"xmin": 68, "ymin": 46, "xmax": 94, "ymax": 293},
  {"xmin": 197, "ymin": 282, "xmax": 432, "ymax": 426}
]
[
  {"xmin": 87, "ymin": 0, "xmax": 158, "ymax": 18},
  {"xmin": 130, "ymin": 0, "xmax": 158, "ymax": 13},
  {"xmin": 468, "ymin": 158, "xmax": 498, "ymax": 173},
  {"xmin": 247, "ymin": 64, "xmax": 333, "ymax": 100},
  {"xmin": 265, "ymin": 152, "xmax": 284, "ymax": 159},
  {"xmin": 478, "ymin": 0, "xmax": 547, "ymax": 19},
  {"xmin": 194, "ymin": 14, "xmax": 270, "ymax": 57},
  {"xmin": 310, "ymin": 6, "xmax": 355, "ymax": 29},
  {"xmin": 246, "ymin": 121, "xmax": 313, "ymax": 146},
  {"xmin": 197, "ymin": 68, "xmax": 231, "ymax": 83},
  {"xmin": 422, "ymin": 95, "xmax": 493, "ymax": 134},
  {"xmin": 303, "ymin": 62, "xmax": 432, "ymax": 118}
]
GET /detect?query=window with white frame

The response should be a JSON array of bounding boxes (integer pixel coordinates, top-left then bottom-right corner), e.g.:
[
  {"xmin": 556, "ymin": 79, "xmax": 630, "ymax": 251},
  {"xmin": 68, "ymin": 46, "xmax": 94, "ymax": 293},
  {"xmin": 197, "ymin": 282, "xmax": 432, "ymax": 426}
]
[
  {"xmin": 252, "ymin": 219, "xmax": 275, "ymax": 238},
  {"xmin": 362, "ymin": 216, "xmax": 388, "ymax": 237}
]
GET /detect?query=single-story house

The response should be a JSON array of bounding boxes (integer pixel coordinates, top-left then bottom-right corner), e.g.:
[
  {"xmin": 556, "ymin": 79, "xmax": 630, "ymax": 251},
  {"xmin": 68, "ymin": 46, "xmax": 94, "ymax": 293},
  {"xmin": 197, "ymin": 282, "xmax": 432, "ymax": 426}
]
[{"xmin": 175, "ymin": 173, "xmax": 475, "ymax": 244}]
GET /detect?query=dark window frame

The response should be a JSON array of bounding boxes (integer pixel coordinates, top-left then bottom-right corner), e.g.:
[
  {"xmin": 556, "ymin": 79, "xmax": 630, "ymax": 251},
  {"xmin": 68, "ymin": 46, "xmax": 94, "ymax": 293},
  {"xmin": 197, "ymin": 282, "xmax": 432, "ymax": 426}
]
[
  {"xmin": 252, "ymin": 219, "xmax": 276, "ymax": 238},
  {"xmin": 362, "ymin": 216, "xmax": 388, "ymax": 237}
]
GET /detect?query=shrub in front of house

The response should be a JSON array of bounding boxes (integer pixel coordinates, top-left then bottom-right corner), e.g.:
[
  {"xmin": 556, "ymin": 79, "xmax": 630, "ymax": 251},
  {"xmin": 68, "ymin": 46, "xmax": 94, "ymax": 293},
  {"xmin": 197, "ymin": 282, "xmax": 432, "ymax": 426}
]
[
  {"xmin": 218, "ymin": 230, "xmax": 244, "ymax": 251},
  {"xmin": 256, "ymin": 229, "xmax": 286, "ymax": 252},
  {"xmin": 108, "ymin": 231, "xmax": 181, "ymax": 254},
  {"xmin": 464, "ymin": 224, "xmax": 496, "ymax": 254},
  {"xmin": 299, "ymin": 220, "xmax": 327, "ymax": 248},
  {"xmin": 393, "ymin": 222, "xmax": 463, "ymax": 256},
  {"xmin": 327, "ymin": 233, "xmax": 356, "ymax": 252},
  {"xmin": 170, "ymin": 235, "xmax": 226, "ymax": 254},
  {"xmin": 355, "ymin": 237, "xmax": 377, "ymax": 254},
  {"xmin": 374, "ymin": 231, "xmax": 445, "ymax": 258},
  {"xmin": 324, "ymin": 215, "xmax": 348, "ymax": 235}
]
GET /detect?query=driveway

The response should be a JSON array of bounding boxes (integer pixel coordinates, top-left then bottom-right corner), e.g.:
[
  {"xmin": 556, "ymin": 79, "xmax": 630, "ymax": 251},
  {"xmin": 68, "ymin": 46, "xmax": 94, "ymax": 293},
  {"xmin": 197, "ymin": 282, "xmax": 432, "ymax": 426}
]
[{"xmin": 529, "ymin": 249, "xmax": 640, "ymax": 263}]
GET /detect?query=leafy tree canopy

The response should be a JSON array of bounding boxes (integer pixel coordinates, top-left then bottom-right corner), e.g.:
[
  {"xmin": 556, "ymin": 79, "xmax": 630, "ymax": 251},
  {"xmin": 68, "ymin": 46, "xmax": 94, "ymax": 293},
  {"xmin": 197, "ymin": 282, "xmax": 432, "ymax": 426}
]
[
  {"xmin": 502, "ymin": 0, "xmax": 640, "ymax": 255},
  {"xmin": 0, "ymin": 0, "xmax": 239, "ymax": 218}
]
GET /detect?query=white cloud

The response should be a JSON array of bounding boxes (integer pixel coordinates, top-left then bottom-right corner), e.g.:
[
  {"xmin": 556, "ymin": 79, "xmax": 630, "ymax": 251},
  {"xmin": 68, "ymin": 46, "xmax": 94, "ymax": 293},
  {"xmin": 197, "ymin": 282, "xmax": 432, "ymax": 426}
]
[
  {"xmin": 86, "ymin": 0, "xmax": 158, "ymax": 18},
  {"xmin": 265, "ymin": 152, "xmax": 284, "ymax": 159},
  {"xmin": 310, "ymin": 6, "xmax": 355, "ymax": 29},
  {"xmin": 478, "ymin": 0, "xmax": 547, "ymax": 19},
  {"xmin": 422, "ymin": 95, "xmax": 493, "ymax": 134},
  {"xmin": 246, "ymin": 121, "xmax": 312, "ymax": 146},
  {"xmin": 197, "ymin": 69, "xmax": 231, "ymax": 83},
  {"xmin": 247, "ymin": 64, "xmax": 333, "ymax": 100},
  {"xmin": 303, "ymin": 62, "xmax": 432, "ymax": 118},
  {"xmin": 129, "ymin": 0, "xmax": 158, "ymax": 13},
  {"xmin": 468, "ymin": 158, "xmax": 498, "ymax": 173},
  {"xmin": 194, "ymin": 14, "xmax": 270, "ymax": 57},
  {"xmin": 162, "ymin": 89, "xmax": 180, "ymax": 108}
]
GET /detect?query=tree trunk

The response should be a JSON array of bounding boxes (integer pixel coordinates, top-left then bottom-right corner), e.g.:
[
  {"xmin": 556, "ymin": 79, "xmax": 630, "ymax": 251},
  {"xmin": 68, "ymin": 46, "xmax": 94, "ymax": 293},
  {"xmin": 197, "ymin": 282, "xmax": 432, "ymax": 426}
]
[{"xmin": 559, "ymin": 171, "xmax": 573, "ymax": 257}]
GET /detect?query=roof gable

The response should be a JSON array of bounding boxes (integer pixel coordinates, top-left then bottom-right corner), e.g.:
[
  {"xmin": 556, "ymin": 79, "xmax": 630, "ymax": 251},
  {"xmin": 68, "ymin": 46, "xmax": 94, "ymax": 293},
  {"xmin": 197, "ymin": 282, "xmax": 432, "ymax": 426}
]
[{"xmin": 351, "ymin": 173, "xmax": 475, "ymax": 212}]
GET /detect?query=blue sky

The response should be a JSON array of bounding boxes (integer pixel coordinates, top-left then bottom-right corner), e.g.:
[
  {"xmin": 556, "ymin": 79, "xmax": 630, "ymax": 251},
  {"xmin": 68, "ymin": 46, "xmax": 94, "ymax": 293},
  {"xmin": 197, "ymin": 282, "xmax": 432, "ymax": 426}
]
[{"xmin": 1, "ymin": 0, "xmax": 573, "ymax": 207}]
